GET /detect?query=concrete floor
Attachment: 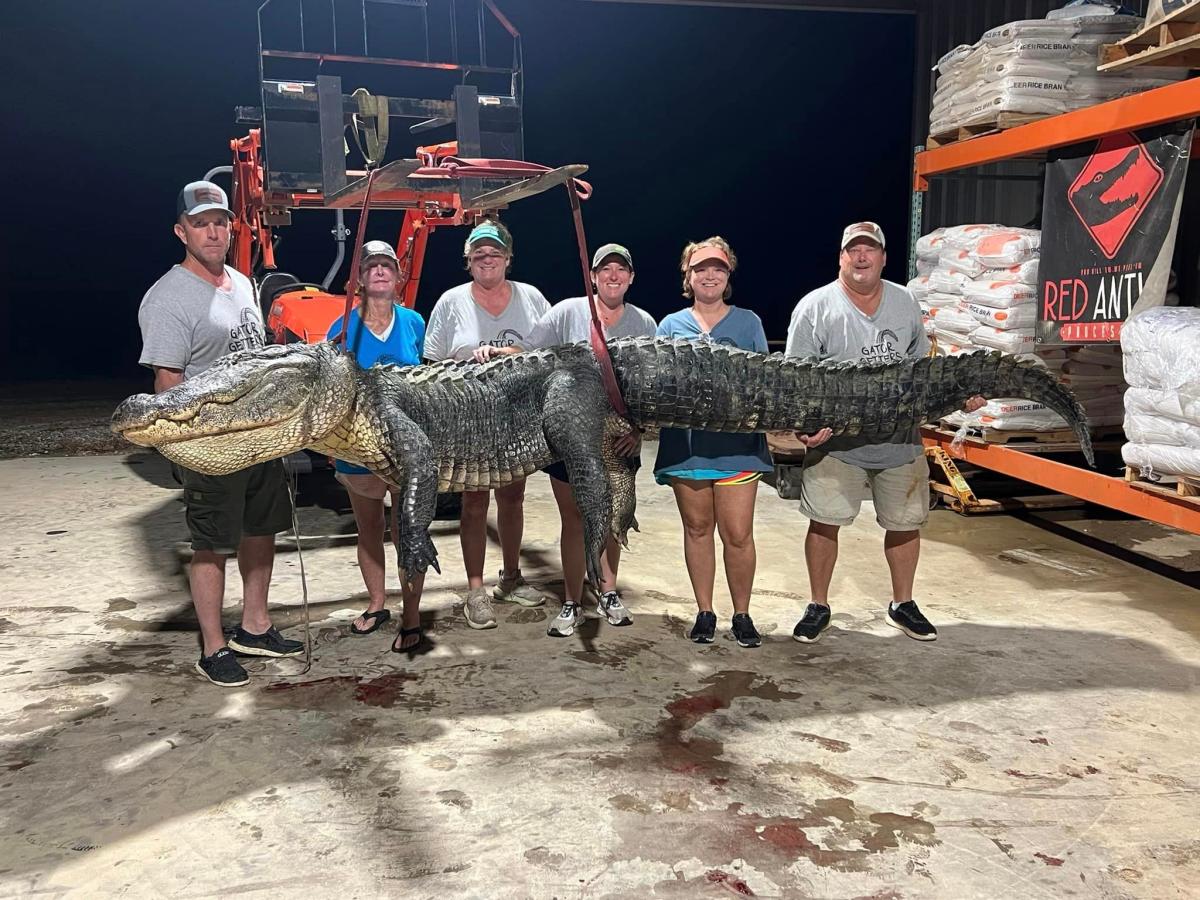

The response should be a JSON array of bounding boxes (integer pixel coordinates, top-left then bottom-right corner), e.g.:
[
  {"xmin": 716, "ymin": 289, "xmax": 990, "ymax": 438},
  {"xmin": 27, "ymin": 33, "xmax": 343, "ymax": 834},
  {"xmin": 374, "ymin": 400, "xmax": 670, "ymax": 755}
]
[{"xmin": 1, "ymin": 446, "xmax": 1198, "ymax": 898}]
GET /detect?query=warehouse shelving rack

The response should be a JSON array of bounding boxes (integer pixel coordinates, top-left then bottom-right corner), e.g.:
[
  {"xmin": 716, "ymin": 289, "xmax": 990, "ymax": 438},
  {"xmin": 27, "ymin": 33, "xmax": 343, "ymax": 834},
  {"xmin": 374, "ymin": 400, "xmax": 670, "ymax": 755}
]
[{"xmin": 912, "ymin": 79, "xmax": 1200, "ymax": 535}]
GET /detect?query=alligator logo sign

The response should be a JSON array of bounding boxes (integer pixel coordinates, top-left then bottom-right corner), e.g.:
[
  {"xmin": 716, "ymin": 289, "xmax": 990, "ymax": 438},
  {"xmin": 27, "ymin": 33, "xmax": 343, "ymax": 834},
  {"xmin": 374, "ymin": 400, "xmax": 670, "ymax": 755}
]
[
  {"xmin": 1038, "ymin": 122, "xmax": 1191, "ymax": 344},
  {"xmin": 1067, "ymin": 133, "xmax": 1163, "ymax": 260}
]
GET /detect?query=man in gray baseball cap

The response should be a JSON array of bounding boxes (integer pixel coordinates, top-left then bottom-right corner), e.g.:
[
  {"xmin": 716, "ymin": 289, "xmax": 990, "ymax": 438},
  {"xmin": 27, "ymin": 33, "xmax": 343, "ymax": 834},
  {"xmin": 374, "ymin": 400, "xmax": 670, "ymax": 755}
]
[{"xmin": 136, "ymin": 180, "xmax": 301, "ymax": 687}]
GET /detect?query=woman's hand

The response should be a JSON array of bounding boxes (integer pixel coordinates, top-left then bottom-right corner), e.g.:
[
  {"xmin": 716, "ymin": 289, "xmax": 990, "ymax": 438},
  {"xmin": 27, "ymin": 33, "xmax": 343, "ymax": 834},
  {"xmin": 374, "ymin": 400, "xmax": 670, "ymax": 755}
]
[
  {"xmin": 614, "ymin": 431, "xmax": 641, "ymax": 457},
  {"xmin": 796, "ymin": 427, "xmax": 833, "ymax": 449},
  {"xmin": 472, "ymin": 345, "xmax": 517, "ymax": 363}
]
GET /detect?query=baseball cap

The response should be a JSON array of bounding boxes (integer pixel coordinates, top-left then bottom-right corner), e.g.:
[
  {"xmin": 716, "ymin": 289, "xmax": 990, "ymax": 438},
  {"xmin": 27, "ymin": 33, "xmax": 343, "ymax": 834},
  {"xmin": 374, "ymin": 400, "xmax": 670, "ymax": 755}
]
[
  {"xmin": 591, "ymin": 243, "xmax": 633, "ymax": 270},
  {"xmin": 360, "ymin": 240, "xmax": 399, "ymax": 265},
  {"xmin": 465, "ymin": 221, "xmax": 509, "ymax": 250},
  {"xmin": 687, "ymin": 245, "xmax": 731, "ymax": 269},
  {"xmin": 177, "ymin": 181, "xmax": 233, "ymax": 218},
  {"xmin": 841, "ymin": 221, "xmax": 886, "ymax": 250}
]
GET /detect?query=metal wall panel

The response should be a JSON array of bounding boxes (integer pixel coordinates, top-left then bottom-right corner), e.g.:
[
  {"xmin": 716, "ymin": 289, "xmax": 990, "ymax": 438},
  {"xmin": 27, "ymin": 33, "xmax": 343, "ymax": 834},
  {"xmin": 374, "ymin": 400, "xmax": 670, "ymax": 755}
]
[{"xmin": 912, "ymin": 0, "xmax": 1149, "ymax": 234}]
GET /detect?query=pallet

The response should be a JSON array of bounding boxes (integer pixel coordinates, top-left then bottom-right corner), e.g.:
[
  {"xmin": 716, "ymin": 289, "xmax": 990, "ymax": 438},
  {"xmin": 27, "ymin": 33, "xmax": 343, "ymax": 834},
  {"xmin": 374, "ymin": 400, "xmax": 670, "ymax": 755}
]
[
  {"xmin": 933, "ymin": 423, "xmax": 1125, "ymax": 456},
  {"xmin": 1124, "ymin": 466, "xmax": 1200, "ymax": 499},
  {"xmin": 925, "ymin": 113, "xmax": 1045, "ymax": 150},
  {"xmin": 1100, "ymin": 2, "xmax": 1200, "ymax": 72}
]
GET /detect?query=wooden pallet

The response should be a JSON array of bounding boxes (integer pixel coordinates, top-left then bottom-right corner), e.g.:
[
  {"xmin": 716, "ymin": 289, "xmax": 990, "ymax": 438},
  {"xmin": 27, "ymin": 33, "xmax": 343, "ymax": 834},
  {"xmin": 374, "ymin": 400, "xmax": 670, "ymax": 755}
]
[
  {"xmin": 1124, "ymin": 466, "xmax": 1200, "ymax": 499},
  {"xmin": 1100, "ymin": 2, "xmax": 1200, "ymax": 72},
  {"xmin": 926, "ymin": 113, "xmax": 1045, "ymax": 150},
  {"xmin": 935, "ymin": 423, "xmax": 1124, "ymax": 455}
]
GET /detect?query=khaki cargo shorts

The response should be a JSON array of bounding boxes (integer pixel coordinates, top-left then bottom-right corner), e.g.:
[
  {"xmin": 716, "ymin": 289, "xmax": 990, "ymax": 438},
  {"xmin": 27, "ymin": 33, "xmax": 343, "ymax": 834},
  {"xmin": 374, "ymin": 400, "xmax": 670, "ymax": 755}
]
[{"xmin": 799, "ymin": 450, "xmax": 930, "ymax": 531}]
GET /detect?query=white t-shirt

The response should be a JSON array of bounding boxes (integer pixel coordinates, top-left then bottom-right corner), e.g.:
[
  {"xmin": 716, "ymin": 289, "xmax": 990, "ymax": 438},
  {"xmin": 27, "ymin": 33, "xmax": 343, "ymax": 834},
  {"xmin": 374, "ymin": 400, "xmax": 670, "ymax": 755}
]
[
  {"xmin": 423, "ymin": 281, "xmax": 550, "ymax": 362},
  {"xmin": 521, "ymin": 296, "xmax": 657, "ymax": 349}
]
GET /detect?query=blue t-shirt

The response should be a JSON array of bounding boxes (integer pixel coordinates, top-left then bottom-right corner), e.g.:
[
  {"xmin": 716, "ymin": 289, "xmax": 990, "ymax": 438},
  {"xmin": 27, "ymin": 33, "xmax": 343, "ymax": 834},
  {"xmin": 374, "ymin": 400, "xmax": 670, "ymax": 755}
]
[
  {"xmin": 327, "ymin": 304, "xmax": 426, "ymax": 476},
  {"xmin": 653, "ymin": 306, "xmax": 773, "ymax": 478},
  {"xmin": 328, "ymin": 305, "xmax": 426, "ymax": 369}
]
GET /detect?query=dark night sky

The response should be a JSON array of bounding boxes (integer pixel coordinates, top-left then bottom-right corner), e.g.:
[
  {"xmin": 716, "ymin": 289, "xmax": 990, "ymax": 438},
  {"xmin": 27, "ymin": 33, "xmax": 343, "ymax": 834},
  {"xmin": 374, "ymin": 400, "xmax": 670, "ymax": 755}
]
[{"xmin": 3, "ymin": 1, "xmax": 915, "ymax": 384}]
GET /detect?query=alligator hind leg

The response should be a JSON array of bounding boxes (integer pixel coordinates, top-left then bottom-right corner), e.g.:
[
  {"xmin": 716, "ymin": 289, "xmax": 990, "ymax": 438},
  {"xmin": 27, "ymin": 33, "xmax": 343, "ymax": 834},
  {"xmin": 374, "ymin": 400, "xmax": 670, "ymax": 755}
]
[
  {"xmin": 543, "ymin": 369, "xmax": 611, "ymax": 589},
  {"xmin": 369, "ymin": 400, "xmax": 441, "ymax": 585},
  {"xmin": 602, "ymin": 413, "xmax": 640, "ymax": 547}
]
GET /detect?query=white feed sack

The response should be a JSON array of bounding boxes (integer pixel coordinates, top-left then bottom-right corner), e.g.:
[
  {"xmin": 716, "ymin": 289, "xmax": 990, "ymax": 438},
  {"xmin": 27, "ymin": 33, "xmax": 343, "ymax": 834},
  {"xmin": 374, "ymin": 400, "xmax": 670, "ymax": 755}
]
[
  {"xmin": 1120, "ymin": 307, "xmax": 1200, "ymax": 478},
  {"xmin": 1120, "ymin": 306, "xmax": 1200, "ymax": 391},
  {"xmin": 929, "ymin": 13, "xmax": 1185, "ymax": 135}
]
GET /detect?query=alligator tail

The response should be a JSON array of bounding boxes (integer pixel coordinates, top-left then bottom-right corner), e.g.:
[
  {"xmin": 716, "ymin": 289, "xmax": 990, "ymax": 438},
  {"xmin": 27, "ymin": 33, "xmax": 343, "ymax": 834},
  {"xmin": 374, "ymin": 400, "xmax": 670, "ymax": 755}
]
[{"xmin": 609, "ymin": 339, "xmax": 1094, "ymax": 467}]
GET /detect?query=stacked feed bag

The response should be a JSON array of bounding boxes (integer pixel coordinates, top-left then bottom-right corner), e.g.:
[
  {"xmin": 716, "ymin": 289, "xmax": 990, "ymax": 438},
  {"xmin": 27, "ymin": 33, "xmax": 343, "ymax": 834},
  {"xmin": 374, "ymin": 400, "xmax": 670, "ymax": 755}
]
[
  {"xmin": 929, "ymin": 11, "xmax": 1185, "ymax": 136},
  {"xmin": 1121, "ymin": 307, "xmax": 1200, "ymax": 478}
]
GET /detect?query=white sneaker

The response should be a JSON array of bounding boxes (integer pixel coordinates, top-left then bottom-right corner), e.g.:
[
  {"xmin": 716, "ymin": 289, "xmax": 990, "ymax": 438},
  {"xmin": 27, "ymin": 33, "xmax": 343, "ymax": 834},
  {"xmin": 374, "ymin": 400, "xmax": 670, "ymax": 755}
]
[
  {"xmin": 596, "ymin": 591, "xmax": 632, "ymax": 626},
  {"xmin": 463, "ymin": 586, "xmax": 498, "ymax": 630},
  {"xmin": 547, "ymin": 601, "xmax": 581, "ymax": 637}
]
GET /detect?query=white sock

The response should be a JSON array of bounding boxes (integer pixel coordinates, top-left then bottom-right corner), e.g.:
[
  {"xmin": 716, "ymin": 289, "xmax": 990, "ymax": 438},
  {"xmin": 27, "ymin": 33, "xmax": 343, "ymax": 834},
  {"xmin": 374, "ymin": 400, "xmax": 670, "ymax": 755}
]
[{"xmin": 891, "ymin": 600, "xmax": 910, "ymax": 611}]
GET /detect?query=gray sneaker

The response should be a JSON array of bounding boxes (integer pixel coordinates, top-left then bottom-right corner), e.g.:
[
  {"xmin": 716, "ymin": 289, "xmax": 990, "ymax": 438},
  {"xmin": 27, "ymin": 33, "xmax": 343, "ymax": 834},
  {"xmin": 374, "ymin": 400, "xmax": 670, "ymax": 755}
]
[
  {"xmin": 463, "ymin": 586, "xmax": 498, "ymax": 630},
  {"xmin": 596, "ymin": 590, "xmax": 632, "ymax": 626},
  {"xmin": 493, "ymin": 569, "xmax": 548, "ymax": 608},
  {"xmin": 547, "ymin": 601, "xmax": 581, "ymax": 637}
]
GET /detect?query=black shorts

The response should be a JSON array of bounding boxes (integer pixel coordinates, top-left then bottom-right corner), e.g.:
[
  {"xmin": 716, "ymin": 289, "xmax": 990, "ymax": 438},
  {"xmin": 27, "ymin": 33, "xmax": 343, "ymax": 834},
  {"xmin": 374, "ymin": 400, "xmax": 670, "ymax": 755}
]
[{"xmin": 175, "ymin": 461, "xmax": 292, "ymax": 554}]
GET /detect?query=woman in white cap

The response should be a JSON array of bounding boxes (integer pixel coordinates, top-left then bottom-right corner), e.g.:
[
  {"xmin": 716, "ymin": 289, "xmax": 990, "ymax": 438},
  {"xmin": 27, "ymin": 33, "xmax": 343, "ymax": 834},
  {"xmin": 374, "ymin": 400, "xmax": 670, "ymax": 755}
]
[
  {"xmin": 519, "ymin": 243, "xmax": 657, "ymax": 638},
  {"xmin": 654, "ymin": 236, "xmax": 772, "ymax": 649},
  {"xmin": 328, "ymin": 240, "xmax": 429, "ymax": 654},
  {"xmin": 423, "ymin": 219, "xmax": 553, "ymax": 630}
]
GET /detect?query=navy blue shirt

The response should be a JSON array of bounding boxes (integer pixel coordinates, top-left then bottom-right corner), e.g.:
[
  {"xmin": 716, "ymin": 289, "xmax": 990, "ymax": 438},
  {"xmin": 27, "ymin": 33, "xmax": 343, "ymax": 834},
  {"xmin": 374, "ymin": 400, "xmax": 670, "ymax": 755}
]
[{"xmin": 653, "ymin": 306, "xmax": 773, "ymax": 477}]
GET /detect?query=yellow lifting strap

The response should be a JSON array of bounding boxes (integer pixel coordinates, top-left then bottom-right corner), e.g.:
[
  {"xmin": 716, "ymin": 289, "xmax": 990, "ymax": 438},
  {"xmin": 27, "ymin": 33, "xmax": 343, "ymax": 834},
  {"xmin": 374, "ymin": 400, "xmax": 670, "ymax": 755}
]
[{"xmin": 351, "ymin": 88, "xmax": 390, "ymax": 168}]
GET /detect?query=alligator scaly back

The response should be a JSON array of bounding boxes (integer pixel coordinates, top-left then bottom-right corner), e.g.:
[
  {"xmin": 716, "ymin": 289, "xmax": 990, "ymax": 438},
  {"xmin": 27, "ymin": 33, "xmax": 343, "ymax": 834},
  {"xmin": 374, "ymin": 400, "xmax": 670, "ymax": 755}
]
[{"xmin": 606, "ymin": 337, "xmax": 1094, "ymax": 466}]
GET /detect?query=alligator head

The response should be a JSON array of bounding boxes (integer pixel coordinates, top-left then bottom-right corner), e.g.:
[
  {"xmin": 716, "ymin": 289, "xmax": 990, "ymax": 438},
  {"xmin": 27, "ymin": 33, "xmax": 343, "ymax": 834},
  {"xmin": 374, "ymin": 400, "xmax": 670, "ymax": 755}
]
[
  {"xmin": 1071, "ymin": 146, "xmax": 1140, "ymax": 227},
  {"xmin": 112, "ymin": 343, "xmax": 358, "ymax": 474}
]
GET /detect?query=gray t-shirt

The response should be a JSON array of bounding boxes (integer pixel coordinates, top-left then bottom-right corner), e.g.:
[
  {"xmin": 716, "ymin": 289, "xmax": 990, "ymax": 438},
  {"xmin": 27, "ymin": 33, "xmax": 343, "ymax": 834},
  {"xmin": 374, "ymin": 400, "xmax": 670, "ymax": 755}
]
[
  {"xmin": 138, "ymin": 265, "xmax": 265, "ymax": 379},
  {"xmin": 520, "ymin": 296, "xmax": 657, "ymax": 349},
  {"xmin": 785, "ymin": 278, "xmax": 931, "ymax": 469},
  {"xmin": 423, "ymin": 281, "xmax": 550, "ymax": 362}
]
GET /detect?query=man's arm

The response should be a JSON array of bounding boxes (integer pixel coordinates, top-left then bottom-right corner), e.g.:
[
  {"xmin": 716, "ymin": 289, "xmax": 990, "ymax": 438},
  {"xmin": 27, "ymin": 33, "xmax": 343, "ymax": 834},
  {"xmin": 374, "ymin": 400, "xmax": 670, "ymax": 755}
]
[{"xmin": 153, "ymin": 366, "xmax": 184, "ymax": 393}]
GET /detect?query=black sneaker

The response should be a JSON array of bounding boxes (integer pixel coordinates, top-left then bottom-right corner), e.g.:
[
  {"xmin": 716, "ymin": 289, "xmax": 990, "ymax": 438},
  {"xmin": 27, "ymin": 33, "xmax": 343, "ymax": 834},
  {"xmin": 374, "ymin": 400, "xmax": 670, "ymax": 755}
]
[
  {"xmin": 689, "ymin": 610, "xmax": 717, "ymax": 644},
  {"xmin": 887, "ymin": 601, "xmax": 938, "ymax": 641},
  {"xmin": 730, "ymin": 613, "xmax": 762, "ymax": 648},
  {"xmin": 228, "ymin": 625, "xmax": 304, "ymax": 657},
  {"xmin": 195, "ymin": 648, "xmax": 249, "ymax": 687},
  {"xmin": 792, "ymin": 603, "xmax": 831, "ymax": 643}
]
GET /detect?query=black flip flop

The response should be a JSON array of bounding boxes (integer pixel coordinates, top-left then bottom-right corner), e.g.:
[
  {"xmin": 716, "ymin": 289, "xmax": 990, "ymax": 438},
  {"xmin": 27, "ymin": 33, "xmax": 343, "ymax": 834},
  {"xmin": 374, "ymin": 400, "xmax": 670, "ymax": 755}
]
[
  {"xmin": 391, "ymin": 625, "xmax": 425, "ymax": 655},
  {"xmin": 350, "ymin": 608, "xmax": 391, "ymax": 635}
]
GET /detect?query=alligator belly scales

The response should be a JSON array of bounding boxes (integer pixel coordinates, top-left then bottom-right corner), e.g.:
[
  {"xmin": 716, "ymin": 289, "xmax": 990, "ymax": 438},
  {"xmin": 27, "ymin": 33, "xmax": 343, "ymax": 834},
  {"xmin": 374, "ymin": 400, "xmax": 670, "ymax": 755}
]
[{"xmin": 113, "ymin": 338, "xmax": 1092, "ymax": 586}]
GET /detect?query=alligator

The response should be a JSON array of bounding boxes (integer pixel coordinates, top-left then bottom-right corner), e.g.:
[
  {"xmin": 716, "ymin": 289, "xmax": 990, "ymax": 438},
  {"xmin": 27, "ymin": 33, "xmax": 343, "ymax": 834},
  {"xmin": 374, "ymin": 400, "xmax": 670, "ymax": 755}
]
[
  {"xmin": 112, "ymin": 338, "xmax": 1091, "ymax": 587},
  {"xmin": 1071, "ymin": 146, "xmax": 1140, "ymax": 227}
]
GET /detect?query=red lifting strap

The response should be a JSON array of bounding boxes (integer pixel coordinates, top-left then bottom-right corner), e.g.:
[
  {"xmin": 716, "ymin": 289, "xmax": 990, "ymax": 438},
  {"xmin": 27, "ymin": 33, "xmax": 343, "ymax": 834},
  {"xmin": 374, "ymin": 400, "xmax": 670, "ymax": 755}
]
[
  {"xmin": 566, "ymin": 185, "xmax": 628, "ymax": 420},
  {"xmin": 338, "ymin": 166, "xmax": 384, "ymax": 348}
]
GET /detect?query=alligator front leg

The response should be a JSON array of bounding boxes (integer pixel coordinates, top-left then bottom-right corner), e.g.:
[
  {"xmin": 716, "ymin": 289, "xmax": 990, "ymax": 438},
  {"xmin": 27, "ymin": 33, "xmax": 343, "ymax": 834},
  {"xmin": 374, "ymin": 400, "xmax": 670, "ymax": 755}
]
[
  {"xmin": 543, "ymin": 369, "xmax": 611, "ymax": 588},
  {"xmin": 602, "ymin": 413, "xmax": 639, "ymax": 547}
]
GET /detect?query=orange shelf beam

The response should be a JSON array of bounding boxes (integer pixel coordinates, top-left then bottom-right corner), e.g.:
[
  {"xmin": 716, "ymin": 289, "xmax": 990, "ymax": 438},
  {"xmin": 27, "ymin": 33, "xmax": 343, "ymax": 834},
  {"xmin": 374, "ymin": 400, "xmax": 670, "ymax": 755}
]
[
  {"xmin": 921, "ymin": 427, "xmax": 1200, "ymax": 535},
  {"xmin": 914, "ymin": 78, "xmax": 1200, "ymax": 190}
]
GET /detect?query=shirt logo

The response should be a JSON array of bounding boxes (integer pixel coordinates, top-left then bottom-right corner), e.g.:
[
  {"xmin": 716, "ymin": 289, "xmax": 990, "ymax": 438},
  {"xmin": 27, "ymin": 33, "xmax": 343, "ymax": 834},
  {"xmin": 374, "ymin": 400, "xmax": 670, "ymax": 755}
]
[
  {"xmin": 860, "ymin": 328, "xmax": 901, "ymax": 363},
  {"xmin": 480, "ymin": 328, "xmax": 524, "ymax": 348},
  {"xmin": 229, "ymin": 307, "xmax": 265, "ymax": 353}
]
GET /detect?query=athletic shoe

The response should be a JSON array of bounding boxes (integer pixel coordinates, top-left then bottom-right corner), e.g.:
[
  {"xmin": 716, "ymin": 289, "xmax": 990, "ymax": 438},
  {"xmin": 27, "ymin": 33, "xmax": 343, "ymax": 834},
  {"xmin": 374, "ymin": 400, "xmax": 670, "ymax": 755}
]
[
  {"xmin": 597, "ymin": 590, "xmax": 632, "ymax": 626},
  {"xmin": 689, "ymin": 610, "xmax": 717, "ymax": 644},
  {"xmin": 195, "ymin": 648, "xmax": 249, "ymax": 687},
  {"xmin": 792, "ymin": 603, "xmax": 832, "ymax": 643},
  {"xmin": 463, "ymin": 586, "xmax": 498, "ymax": 630},
  {"xmin": 731, "ymin": 612, "xmax": 762, "ymax": 648},
  {"xmin": 228, "ymin": 626, "xmax": 304, "ymax": 658},
  {"xmin": 493, "ymin": 569, "xmax": 548, "ymax": 607},
  {"xmin": 547, "ymin": 601, "xmax": 581, "ymax": 637},
  {"xmin": 887, "ymin": 601, "xmax": 938, "ymax": 641}
]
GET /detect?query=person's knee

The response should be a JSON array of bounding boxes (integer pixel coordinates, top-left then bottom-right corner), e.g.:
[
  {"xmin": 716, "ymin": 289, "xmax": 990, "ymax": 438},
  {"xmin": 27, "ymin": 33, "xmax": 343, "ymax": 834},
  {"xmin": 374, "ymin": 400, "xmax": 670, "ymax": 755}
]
[
  {"xmin": 682, "ymin": 520, "xmax": 714, "ymax": 542},
  {"xmin": 718, "ymin": 524, "xmax": 755, "ymax": 551},
  {"xmin": 808, "ymin": 520, "xmax": 840, "ymax": 540}
]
